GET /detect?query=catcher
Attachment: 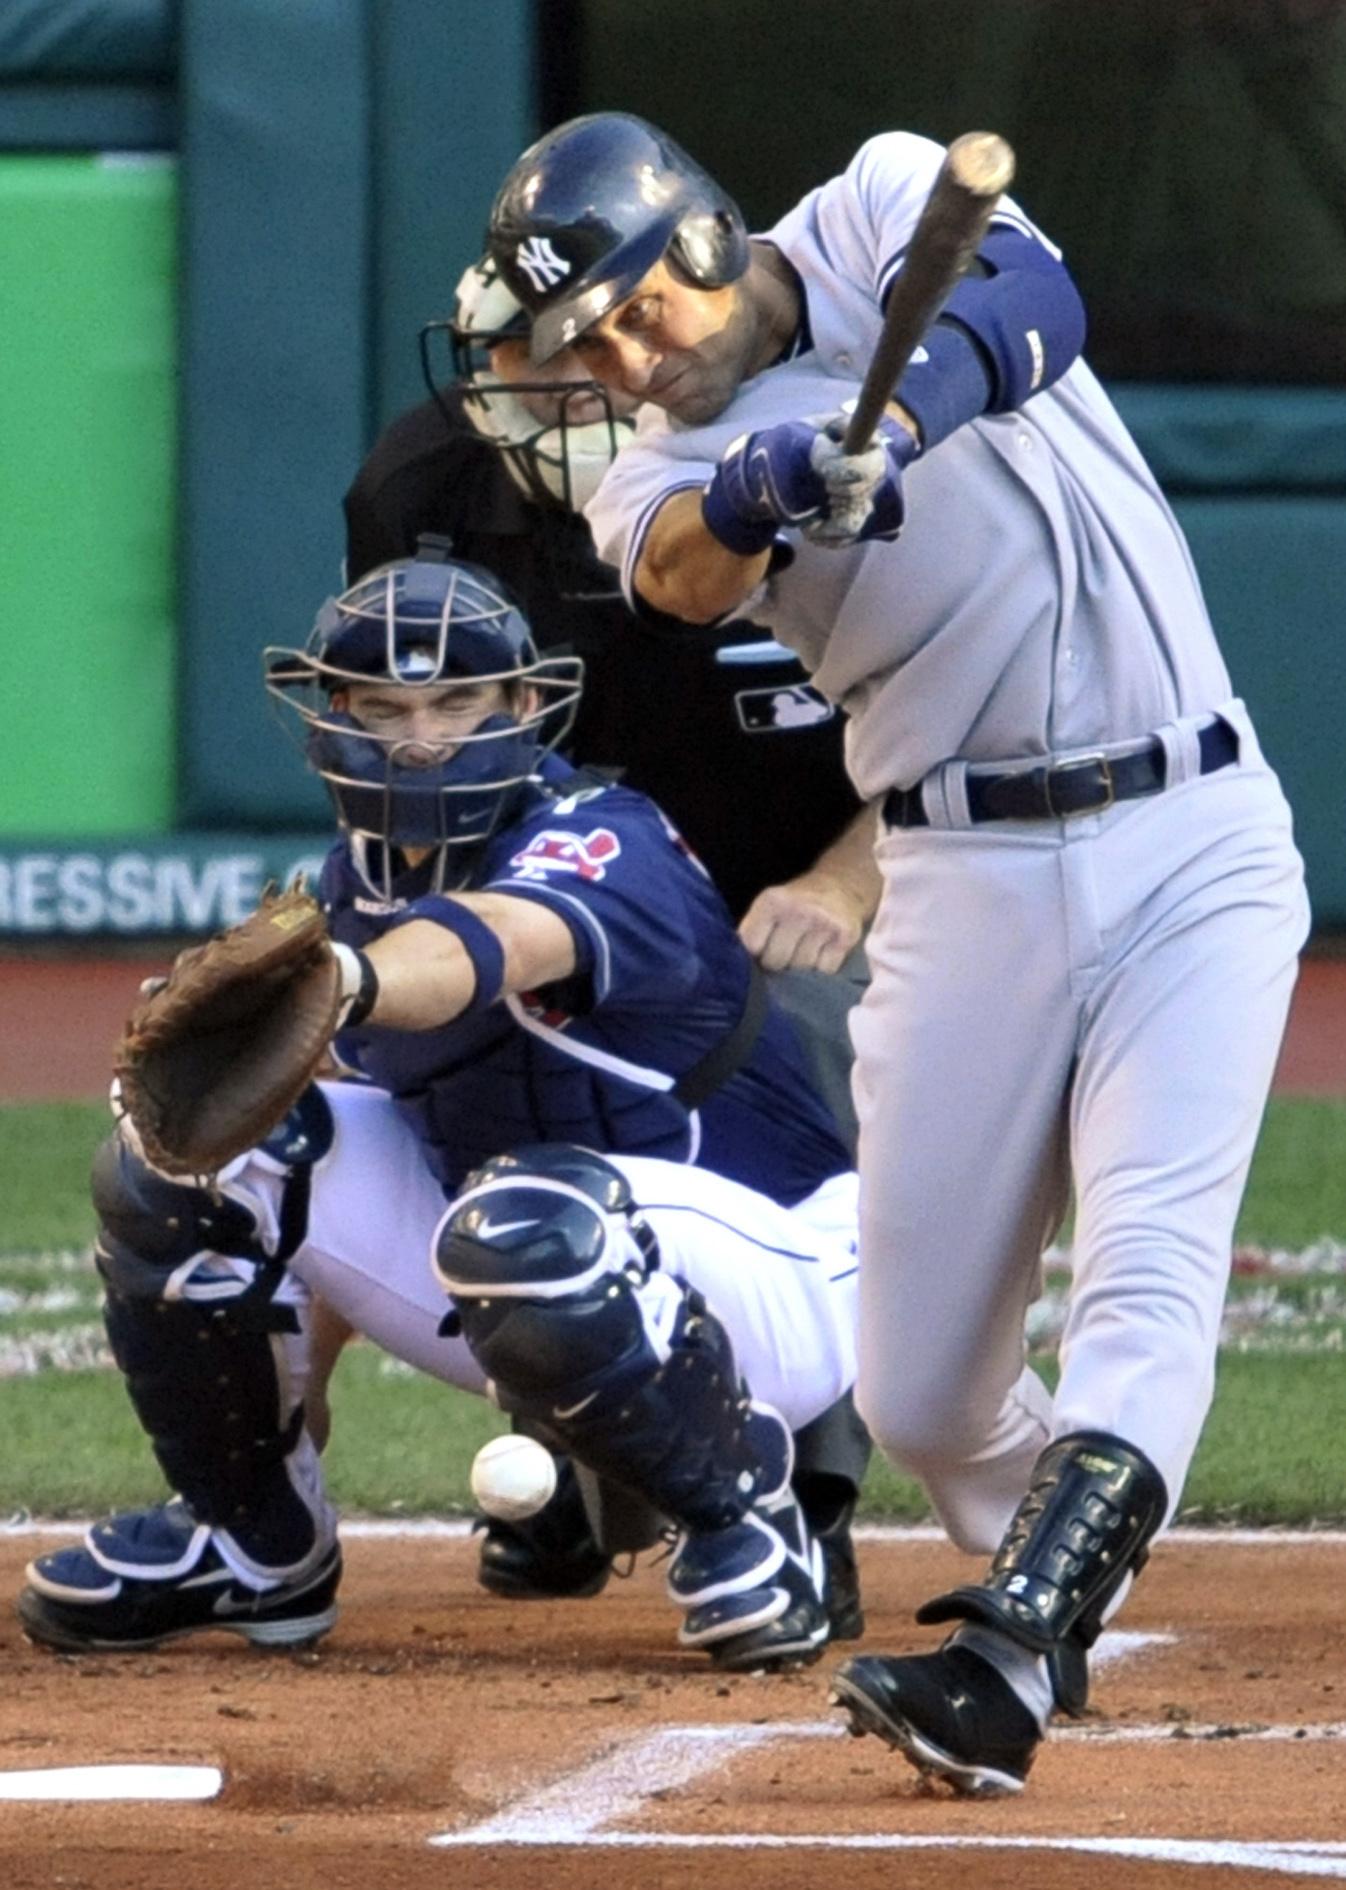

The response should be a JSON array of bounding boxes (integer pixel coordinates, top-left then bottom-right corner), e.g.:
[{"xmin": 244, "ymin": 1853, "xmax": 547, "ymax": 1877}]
[{"xmin": 18, "ymin": 543, "xmax": 864, "ymax": 1672}]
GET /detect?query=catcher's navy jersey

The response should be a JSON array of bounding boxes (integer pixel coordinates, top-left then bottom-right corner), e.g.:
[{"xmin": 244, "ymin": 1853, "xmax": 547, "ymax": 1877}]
[{"xmin": 320, "ymin": 758, "xmax": 850, "ymax": 1202}]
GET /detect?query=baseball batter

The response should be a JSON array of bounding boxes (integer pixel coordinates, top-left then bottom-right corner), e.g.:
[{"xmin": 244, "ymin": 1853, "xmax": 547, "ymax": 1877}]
[
  {"xmin": 18, "ymin": 546, "xmax": 860, "ymax": 1675},
  {"xmin": 484, "ymin": 112, "xmax": 1310, "ymax": 1793}
]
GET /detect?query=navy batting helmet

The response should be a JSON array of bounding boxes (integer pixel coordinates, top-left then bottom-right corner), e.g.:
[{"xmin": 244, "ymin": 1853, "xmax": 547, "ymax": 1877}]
[
  {"xmin": 265, "ymin": 541, "xmax": 582, "ymax": 891},
  {"xmin": 487, "ymin": 113, "xmax": 749, "ymax": 364}
]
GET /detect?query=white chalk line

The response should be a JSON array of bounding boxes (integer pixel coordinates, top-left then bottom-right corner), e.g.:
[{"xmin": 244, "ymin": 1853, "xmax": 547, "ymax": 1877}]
[
  {"xmin": 0, "ymin": 1763, "xmax": 221, "ymax": 1803},
  {"xmin": 7, "ymin": 1518, "xmax": 1346, "ymax": 1545},
  {"xmin": 442, "ymin": 1831, "xmax": 1346, "ymax": 1874},
  {"xmin": 431, "ymin": 1724, "xmax": 786, "ymax": 1845},
  {"xmin": 1062, "ymin": 1722, "xmax": 1346, "ymax": 1746},
  {"xmin": 432, "ymin": 1719, "xmax": 1346, "ymax": 1870},
  {"xmin": 1089, "ymin": 1629, "xmax": 1175, "ymax": 1668},
  {"xmin": 429, "ymin": 1633, "xmax": 1140, "ymax": 1845},
  {"xmin": 430, "ymin": 1628, "xmax": 1344, "ymax": 1863}
]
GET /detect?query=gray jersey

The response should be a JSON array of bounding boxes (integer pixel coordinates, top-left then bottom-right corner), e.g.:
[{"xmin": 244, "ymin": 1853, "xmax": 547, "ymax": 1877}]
[{"xmin": 586, "ymin": 132, "xmax": 1231, "ymax": 800}]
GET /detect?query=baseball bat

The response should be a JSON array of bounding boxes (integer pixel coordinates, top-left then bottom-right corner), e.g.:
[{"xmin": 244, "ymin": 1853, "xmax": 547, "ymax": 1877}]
[{"xmin": 841, "ymin": 131, "xmax": 1016, "ymax": 456}]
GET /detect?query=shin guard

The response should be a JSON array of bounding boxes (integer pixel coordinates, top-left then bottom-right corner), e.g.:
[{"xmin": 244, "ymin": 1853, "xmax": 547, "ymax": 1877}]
[{"xmin": 916, "ymin": 1431, "xmax": 1167, "ymax": 1714}]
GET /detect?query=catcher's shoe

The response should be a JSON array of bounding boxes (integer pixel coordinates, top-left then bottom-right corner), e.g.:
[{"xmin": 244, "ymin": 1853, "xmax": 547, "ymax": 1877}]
[
  {"xmin": 671, "ymin": 1493, "xmax": 830, "ymax": 1673},
  {"xmin": 475, "ymin": 1457, "xmax": 612, "ymax": 1601},
  {"xmin": 830, "ymin": 1644, "xmax": 1042, "ymax": 1797},
  {"xmin": 17, "ymin": 1500, "xmax": 342, "ymax": 1654}
]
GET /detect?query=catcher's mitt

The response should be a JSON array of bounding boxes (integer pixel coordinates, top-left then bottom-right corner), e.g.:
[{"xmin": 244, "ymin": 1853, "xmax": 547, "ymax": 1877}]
[{"xmin": 112, "ymin": 886, "xmax": 346, "ymax": 1178}]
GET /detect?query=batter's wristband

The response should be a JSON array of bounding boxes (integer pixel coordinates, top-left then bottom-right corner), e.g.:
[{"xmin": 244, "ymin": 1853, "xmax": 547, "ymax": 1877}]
[
  {"xmin": 700, "ymin": 478, "xmax": 780, "ymax": 558},
  {"xmin": 392, "ymin": 896, "xmax": 506, "ymax": 1015}
]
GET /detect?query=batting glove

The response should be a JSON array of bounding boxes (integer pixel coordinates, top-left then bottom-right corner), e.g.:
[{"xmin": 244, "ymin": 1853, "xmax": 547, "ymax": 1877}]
[
  {"xmin": 702, "ymin": 421, "xmax": 827, "ymax": 555},
  {"xmin": 803, "ymin": 414, "xmax": 917, "ymax": 547},
  {"xmin": 702, "ymin": 415, "xmax": 915, "ymax": 556}
]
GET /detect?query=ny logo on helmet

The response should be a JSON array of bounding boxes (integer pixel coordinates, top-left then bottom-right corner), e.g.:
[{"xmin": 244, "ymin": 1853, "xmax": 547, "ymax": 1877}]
[{"xmin": 515, "ymin": 236, "xmax": 572, "ymax": 294}]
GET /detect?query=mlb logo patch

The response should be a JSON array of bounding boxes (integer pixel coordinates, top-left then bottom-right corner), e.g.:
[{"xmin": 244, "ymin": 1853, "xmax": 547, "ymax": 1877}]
[
  {"xmin": 734, "ymin": 684, "xmax": 835, "ymax": 734},
  {"xmin": 510, "ymin": 827, "xmax": 622, "ymax": 883}
]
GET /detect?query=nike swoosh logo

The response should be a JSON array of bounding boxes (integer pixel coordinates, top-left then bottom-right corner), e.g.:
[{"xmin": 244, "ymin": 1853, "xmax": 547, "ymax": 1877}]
[
  {"xmin": 213, "ymin": 1587, "xmax": 265, "ymax": 1617},
  {"xmin": 552, "ymin": 1390, "xmax": 599, "ymax": 1421},
  {"xmin": 477, "ymin": 1217, "xmax": 539, "ymax": 1240}
]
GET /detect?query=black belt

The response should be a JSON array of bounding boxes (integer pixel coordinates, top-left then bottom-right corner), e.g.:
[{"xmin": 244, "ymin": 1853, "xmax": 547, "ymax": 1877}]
[{"xmin": 883, "ymin": 718, "xmax": 1239, "ymax": 828}]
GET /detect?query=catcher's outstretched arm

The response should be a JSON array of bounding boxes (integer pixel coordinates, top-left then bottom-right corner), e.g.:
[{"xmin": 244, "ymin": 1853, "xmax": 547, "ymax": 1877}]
[
  {"xmin": 111, "ymin": 886, "xmax": 578, "ymax": 1179},
  {"xmin": 353, "ymin": 892, "xmax": 576, "ymax": 1032}
]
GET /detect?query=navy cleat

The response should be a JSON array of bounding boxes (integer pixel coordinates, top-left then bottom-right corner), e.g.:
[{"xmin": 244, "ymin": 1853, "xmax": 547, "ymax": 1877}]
[
  {"xmin": 830, "ymin": 1644, "xmax": 1042, "ymax": 1796},
  {"xmin": 671, "ymin": 1492, "xmax": 830, "ymax": 1672},
  {"xmin": 17, "ymin": 1500, "xmax": 342, "ymax": 1654}
]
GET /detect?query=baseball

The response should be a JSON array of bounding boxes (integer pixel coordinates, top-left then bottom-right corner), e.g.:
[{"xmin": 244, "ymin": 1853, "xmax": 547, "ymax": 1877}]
[{"xmin": 470, "ymin": 1434, "xmax": 558, "ymax": 1522}]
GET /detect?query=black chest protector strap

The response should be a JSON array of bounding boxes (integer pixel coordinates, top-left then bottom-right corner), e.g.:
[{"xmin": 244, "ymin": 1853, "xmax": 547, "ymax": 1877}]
[{"xmin": 673, "ymin": 962, "xmax": 768, "ymax": 1111}]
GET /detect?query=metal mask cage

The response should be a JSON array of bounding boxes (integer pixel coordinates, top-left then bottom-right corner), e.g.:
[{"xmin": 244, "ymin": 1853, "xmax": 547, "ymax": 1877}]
[
  {"xmin": 263, "ymin": 643, "xmax": 584, "ymax": 895},
  {"xmin": 421, "ymin": 317, "xmax": 633, "ymax": 519}
]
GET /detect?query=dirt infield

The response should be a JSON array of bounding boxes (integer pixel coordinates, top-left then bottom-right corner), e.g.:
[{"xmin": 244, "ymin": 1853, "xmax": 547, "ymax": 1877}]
[
  {"xmin": 2, "ymin": 952, "xmax": 1346, "ymax": 1101},
  {"xmin": 2, "ymin": 1531, "xmax": 1343, "ymax": 1888}
]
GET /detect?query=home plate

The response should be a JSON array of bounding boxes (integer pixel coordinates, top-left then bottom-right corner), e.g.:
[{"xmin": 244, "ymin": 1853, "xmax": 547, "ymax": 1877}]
[{"xmin": 0, "ymin": 1764, "xmax": 222, "ymax": 1802}]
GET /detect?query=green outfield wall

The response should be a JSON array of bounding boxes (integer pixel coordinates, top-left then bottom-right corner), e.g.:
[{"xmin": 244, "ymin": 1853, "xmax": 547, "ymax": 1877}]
[
  {"xmin": 0, "ymin": 154, "xmax": 177, "ymax": 836},
  {"xmin": 0, "ymin": 1, "xmax": 1342, "ymax": 936}
]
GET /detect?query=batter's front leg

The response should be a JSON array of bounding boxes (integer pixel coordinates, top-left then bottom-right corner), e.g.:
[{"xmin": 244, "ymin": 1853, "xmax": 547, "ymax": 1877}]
[
  {"xmin": 850, "ymin": 826, "xmax": 1080, "ymax": 1552},
  {"xmin": 1055, "ymin": 765, "xmax": 1309, "ymax": 1507}
]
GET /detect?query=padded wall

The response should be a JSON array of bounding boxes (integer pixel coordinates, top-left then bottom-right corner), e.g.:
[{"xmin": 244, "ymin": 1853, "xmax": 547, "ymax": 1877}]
[
  {"xmin": 0, "ymin": 155, "xmax": 177, "ymax": 835},
  {"xmin": 1171, "ymin": 499, "xmax": 1346, "ymax": 924},
  {"xmin": 176, "ymin": 0, "xmax": 533, "ymax": 828}
]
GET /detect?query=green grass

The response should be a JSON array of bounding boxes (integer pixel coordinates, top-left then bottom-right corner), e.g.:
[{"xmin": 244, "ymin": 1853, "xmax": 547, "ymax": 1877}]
[
  {"xmin": 4, "ymin": 1097, "xmax": 1343, "ymax": 1256},
  {"xmin": 0, "ymin": 1347, "xmax": 511, "ymax": 1519},
  {"xmin": 0, "ymin": 1101, "xmax": 110, "ymax": 1252},
  {"xmin": 3, "ymin": 1345, "xmax": 1342, "ymax": 1525},
  {"xmin": 2, "ymin": 1096, "xmax": 1344, "ymax": 1524},
  {"xmin": 1236, "ymin": 1097, "xmax": 1346, "ymax": 1247}
]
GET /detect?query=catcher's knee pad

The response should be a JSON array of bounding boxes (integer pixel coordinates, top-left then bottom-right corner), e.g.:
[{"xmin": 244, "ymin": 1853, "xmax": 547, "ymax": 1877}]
[
  {"xmin": 101, "ymin": 1288, "xmax": 316, "ymax": 1564},
  {"xmin": 435, "ymin": 1143, "xmax": 787, "ymax": 1531},
  {"xmin": 91, "ymin": 1085, "xmax": 332, "ymax": 1303},
  {"xmin": 916, "ymin": 1431, "xmax": 1168, "ymax": 1716}
]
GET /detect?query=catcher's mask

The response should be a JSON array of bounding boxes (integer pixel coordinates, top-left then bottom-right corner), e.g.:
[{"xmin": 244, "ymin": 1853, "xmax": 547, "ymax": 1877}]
[
  {"xmin": 421, "ymin": 256, "xmax": 636, "ymax": 520},
  {"xmin": 266, "ymin": 542, "xmax": 582, "ymax": 895}
]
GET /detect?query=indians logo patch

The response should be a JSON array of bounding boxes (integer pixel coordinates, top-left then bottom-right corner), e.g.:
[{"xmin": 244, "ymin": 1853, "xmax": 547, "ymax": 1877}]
[{"xmin": 510, "ymin": 827, "xmax": 622, "ymax": 884}]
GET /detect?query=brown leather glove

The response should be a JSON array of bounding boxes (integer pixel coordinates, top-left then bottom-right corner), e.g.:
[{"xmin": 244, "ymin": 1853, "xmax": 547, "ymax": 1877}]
[{"xmin": 112, "ymin": 886, "xmax": 344, "ymax": 1178}]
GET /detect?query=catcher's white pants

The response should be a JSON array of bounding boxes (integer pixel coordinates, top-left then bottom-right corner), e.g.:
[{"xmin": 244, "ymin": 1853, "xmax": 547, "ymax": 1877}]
[
  {"xmin": 213, "ymin": 1087, "xmax": 859, "ymax": 1491},
  {"xmin": 850, "ymin": 701, "xmax": 1308, "ymax": 1553}
]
